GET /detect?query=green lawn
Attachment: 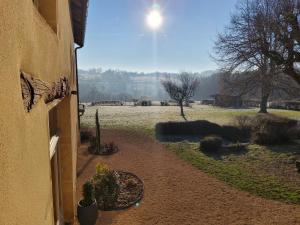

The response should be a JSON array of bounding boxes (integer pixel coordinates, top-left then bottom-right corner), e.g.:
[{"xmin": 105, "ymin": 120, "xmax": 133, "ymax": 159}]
[
  {"xmin": 81, "ymin": 104, "xmax": 300, "ymax": 204},
  {"xmin": 81, "ymin": 105, "xmax": 300, "ymax": 135},
  {"xmin": 165, "ymin": 142, "xmax": 300, "ymax": 203}
]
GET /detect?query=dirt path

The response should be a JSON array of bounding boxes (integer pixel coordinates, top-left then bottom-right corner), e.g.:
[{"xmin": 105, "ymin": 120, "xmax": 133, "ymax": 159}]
[{"xmin": 76, "ymin": 129, "xmax": 300, "ymax": 225}]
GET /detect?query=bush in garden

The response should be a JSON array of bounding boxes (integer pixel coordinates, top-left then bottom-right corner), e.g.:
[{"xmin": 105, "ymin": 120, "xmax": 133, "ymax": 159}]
[
  {"xmin": 233, "ymin": 115, "xmax": 253, "ymax": 131},
  {"xmin": 93, "ymin": 163, "xmax": 120, "ymax": 210},
  {"xmin": 156, "ymin": 114, "xmax": 298, "ymax": 145},
  {"xmin": 156, "ymin": 120, "xmax": 223, "ymax": 136},
  {"xmin": 221, "ymin": 125, "xmax": 250, "ymax": 142},
  {"xmin": 200, "ymin": 136, "xmax": 223, "ymax": 152},
  {"xmin": 251, "ymin": 114, "xmax": 297, "ymax": 145}
]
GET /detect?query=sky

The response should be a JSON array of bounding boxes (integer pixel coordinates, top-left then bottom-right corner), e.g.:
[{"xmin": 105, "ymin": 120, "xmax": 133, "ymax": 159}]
[{"xmin": 77, "ymin": 0, "xmax": 238, "ymax": 73}]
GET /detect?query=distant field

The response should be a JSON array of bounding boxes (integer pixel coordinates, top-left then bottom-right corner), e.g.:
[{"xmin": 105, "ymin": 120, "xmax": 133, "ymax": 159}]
[
  {"xmin": 81, "ymin": 105, "xmax": 300, "ymax": 204},
  {"xmin": 81, "ymin": 104, "xmax": 300, "ymax": 135}
]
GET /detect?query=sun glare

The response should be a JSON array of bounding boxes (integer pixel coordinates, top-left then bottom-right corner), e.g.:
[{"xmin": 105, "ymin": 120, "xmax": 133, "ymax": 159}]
[{"xmin": 146, "ymin": 9, "xmax": 163, "ymax": 30}]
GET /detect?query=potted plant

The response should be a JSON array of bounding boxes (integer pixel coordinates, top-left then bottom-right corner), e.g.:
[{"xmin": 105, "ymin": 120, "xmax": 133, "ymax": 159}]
[
  {"xmin": 77, "ymin": 180, "xmax": 98, "ymax": 225},
  {"xmin": 93, "ymin": 163, "xmax": 120, "ymax": 210}
]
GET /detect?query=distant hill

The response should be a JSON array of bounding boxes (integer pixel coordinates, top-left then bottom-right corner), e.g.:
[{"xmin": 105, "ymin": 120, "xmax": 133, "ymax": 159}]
[{"xmin": 78, "ymin": 68, "xmax": 221, "ymax": 102}]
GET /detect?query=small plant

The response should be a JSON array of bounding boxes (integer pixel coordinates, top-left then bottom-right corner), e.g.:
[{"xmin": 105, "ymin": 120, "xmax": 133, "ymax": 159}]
[
  {"xmin": 94, "ymin": 109, "xmax": 102, "ymax": 154},
  {"xmin": 88, "ymin": 111, "xmax": 119, "ymax": 155},
  {"xmin": 93, "ymin": 163, "xmax": 120, "ymax": 210},
  {"xmin": 96, "ymin": 163, "xmax": 109, "ymax": 174},
  {"xmin": 81, "ymin": 180, "xmax": 95, "ymax": 207},
  {"xmin": 200, "ymin": 136, "xmax": 223, "ymax": 152}
]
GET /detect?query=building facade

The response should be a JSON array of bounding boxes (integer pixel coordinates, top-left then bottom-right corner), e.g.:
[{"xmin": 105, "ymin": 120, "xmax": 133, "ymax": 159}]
[{"xmin": 0, "ymin": 0, "xmax": 88, "ymax": 224}]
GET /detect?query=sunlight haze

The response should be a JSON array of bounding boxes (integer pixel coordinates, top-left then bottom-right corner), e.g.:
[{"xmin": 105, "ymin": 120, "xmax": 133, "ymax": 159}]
[{"xmin": 78, "ymin": 0, "xmax": 237, "ymax": 73}]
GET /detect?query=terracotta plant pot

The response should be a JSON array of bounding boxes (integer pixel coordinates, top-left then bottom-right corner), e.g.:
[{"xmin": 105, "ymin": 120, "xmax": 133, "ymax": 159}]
[{"xmin": 77, "ymin": 200, "xmax": 98, "ymax": 225}]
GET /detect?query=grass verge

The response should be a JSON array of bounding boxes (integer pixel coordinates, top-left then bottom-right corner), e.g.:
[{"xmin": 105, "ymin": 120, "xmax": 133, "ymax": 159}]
[{"xmin": 164, "ymin": 142, "xmax": 300, "ymax": 204}]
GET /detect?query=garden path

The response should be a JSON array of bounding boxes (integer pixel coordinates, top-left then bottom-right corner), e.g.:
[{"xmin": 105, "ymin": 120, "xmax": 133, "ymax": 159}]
[{"xmin": 76, "ymin": 129, "xmax": 300, "ymax": 225}]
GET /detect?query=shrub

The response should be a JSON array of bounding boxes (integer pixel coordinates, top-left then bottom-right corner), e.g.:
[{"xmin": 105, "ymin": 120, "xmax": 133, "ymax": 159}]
[
  {"xmin": 221, "ymin": 125, "xmax": 250, "ymax": 142},
  {"xmin": 233, "ymin": 115, "xmax": 253, "ymax": 131},
  {"xmin": 200, "ymin": 136, "xmax": 223, "ymax": 152},
  {"xmin": 251, "ymin": 114, "xmax": 297, "ymax": 145},
  {"xmin": 156, "ymin": 120, "xmax": 223, "ymax": 136},
  {"xmin": 81, "ymin": 180, "xmax": 95, "ymax": 207},
  {"xmin": 156, "ymin": 120, "xmax": 251, "ymax": 142},
  {"xmin": 93, "ymin": 163, "xmax": 120, "ymax": 210}
]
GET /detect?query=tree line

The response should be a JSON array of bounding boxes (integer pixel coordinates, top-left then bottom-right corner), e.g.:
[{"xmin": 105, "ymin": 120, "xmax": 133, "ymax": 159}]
[{"xmin": 78, "ymin": 69, "xmax": 219, "ymax": 102}]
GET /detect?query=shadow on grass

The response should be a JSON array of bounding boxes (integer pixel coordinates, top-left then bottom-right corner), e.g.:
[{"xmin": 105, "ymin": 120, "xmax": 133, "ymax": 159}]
[
  {"xmin": 156, "ymin": 134, "xmax": 201, "ymax": 143},
  {"xmin": 201, "ymin": 145, "xmax": 249, "ymax": 160},
  {"xmin": 265, "ymin": 142, "xmax": 300, "ymax": 155}
]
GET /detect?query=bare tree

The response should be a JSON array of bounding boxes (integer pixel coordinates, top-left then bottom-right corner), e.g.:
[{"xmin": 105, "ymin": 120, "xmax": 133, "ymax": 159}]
[
  {"xmin": 161, "ymin": 72, "xmax": 200, "ymax": 120},
  {"xmin": 220, "ymin": 70, "xmax": 300, "ymax": 111},
  {"xmin": 259, "ymin": 0, "xmax": 300, "ymax": 84},
  {"xmin": 214, "ymin": 0, "xmax": 285, "ymax": 113}
]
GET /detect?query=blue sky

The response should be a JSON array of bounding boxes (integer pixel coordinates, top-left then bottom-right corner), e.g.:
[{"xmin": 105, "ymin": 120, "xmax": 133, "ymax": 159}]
[{"xmin": 77, "ymin": 0, "xmax": 238, "ymax": 73}]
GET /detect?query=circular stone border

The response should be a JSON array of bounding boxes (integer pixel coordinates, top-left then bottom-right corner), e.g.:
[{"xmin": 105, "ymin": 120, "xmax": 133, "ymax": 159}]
[
  {"xmin": 88, "ymin": 144, "xmax": 120, "ymax": 156},
  {"xmin": 94, "ymin": 145, "xmax": 119, "ymax": 156},
  {"xmin": 102, "ymin": 171, "xmax": 144, "ymax": 211}
]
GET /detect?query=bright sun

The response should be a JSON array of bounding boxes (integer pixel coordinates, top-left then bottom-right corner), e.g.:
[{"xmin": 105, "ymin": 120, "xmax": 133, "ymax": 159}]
[{"xmin": 146, "ymin": 10, "xmax": 163, "ymax": 30}]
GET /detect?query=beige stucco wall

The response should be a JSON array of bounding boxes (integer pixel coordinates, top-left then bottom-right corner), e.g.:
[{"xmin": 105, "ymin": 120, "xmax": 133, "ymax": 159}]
[{"xmin": 0, "ymin": 0, "xmax": 78, "ymax": 224}]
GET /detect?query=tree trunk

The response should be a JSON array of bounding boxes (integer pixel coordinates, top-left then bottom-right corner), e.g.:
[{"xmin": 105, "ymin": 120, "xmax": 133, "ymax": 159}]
[
  {"xmin": 180, "ymin": 102, "xmax": 184, "ymax": 116},
  {"xmin": 259, "ymin": 94, "xmax": 269, "ymax": 113},
  {"xmin": 259, "ymin": 69, "xmax": 271, "ymax": 114},
  {"xmin": 179, "ymin": 101, "xmax": 187, "ymax": 120}
]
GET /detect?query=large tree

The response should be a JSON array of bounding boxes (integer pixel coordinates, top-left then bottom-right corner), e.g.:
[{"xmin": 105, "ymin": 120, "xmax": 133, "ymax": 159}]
[
  {"xmin": 220, "ymin": 70, "xmax": 300, "ymax": 110},
  {"xmin": 214, "ymin": 0, "xmax": 284, "ymax": 113},
  {"xmin": 259, "ymin": 0, "xmax": 300, "ymax": 84},
  {"xmin": 161, "ymin": 73, "xmax": 200, "ymax": 120}
]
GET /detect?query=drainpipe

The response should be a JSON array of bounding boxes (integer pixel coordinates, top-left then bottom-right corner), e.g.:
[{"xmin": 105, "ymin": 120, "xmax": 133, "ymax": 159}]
[{"xmin": 75, "ymin": 45, "xmax": 83, "ymax": 129}]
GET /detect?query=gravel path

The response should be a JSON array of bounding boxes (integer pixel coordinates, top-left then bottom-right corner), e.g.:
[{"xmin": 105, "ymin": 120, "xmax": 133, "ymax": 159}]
[{"xmin": 76, "ymin": 129, "xmax": 300, "ymax": 225}]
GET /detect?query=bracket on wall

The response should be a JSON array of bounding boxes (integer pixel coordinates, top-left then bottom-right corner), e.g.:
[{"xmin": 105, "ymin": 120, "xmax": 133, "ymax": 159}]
[{"xmin": 20, "ymin": 72, "xmax": 71, "ymax": 112}]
